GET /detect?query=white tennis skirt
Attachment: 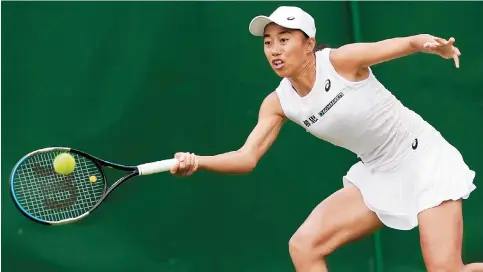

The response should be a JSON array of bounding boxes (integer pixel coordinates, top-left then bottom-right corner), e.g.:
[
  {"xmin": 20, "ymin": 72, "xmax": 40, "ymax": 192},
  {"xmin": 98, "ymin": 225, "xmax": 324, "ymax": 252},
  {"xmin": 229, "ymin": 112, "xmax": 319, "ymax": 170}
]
[{"xmin": 343, "ymin": 126, "xmax": 476, "ymax": 230}]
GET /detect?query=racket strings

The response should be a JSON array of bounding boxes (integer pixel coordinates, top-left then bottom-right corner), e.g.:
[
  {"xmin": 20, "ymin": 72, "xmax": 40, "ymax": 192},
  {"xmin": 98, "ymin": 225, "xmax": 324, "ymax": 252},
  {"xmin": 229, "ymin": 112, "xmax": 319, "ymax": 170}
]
[{"xmin": 12, "ymin": 151, "xmax": 105, "ymax": 222}]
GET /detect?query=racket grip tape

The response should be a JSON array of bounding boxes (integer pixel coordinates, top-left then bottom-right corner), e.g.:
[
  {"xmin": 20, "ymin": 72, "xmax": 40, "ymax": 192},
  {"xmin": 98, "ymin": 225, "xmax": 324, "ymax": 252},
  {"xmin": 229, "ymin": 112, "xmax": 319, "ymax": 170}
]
[{"xmin": 137, "ymin": 159, "xmax": 177, "ymax": 175}]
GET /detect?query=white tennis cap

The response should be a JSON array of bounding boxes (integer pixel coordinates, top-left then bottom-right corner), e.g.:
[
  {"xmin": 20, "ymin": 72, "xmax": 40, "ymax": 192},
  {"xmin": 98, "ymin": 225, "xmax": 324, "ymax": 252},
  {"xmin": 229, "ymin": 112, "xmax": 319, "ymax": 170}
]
[{"xmin": 249, "ymin": 6, "xmax": 316, "ymax": 38}]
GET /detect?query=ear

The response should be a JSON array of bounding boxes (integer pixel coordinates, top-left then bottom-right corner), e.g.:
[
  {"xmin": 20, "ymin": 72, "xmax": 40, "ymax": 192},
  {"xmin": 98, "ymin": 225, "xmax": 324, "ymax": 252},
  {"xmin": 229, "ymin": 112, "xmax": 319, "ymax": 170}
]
[{"xmin": 304, "ymin": 37, "xmax": 316, "ymax": 54}]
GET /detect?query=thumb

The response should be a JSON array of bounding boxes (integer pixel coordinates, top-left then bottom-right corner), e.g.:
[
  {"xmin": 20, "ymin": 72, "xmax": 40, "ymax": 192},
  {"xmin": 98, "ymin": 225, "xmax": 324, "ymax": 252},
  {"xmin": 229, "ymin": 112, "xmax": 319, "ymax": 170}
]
[{"xmin": 170, "ymin": 160, "xmax": 179, "ymax": 174}]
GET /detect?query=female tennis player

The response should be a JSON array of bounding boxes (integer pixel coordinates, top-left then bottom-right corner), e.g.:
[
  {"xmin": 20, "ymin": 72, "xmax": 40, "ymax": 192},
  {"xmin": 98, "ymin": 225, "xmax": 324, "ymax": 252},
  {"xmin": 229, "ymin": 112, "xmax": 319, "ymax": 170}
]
[{"xmin": 169, "ymin": 6, "xmax": 482, "ymax": 272}]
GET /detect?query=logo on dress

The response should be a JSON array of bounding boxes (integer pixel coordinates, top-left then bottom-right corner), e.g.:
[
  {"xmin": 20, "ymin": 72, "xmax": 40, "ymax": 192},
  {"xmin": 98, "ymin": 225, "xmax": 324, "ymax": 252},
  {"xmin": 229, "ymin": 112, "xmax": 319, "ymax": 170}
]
[
  {"xmin": 287, "ymin": 17, "xmax": 295, "ymax": 20},
  {"xmin": 319, "ymin": 92, "xmax": 344, "ymax": 117},
  {"xmin": 412, "ymin": 138, "xmax": 418, "ymax": 150},
  {"xmin": 325, "ymin": 79, "xmax": 331, "ymax": 92},
  {"xmin": 302, "ymin": 92, "xmax": 345, "ymax": 127}
]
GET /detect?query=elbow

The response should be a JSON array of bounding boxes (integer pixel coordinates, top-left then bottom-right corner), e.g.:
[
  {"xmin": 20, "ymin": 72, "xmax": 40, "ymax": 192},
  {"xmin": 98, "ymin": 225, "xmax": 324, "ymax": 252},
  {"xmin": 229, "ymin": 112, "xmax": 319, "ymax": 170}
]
[
  {"xmin": 238, "ymin": 150, "xmax": 258, "ymax": 174},
  {"xmin": 238, "ymin": 156, "xmax": 257, "ymax": 174},
  {"xmin": 245, "ymin": 158, "xmax": 257, "ymax": 174}
]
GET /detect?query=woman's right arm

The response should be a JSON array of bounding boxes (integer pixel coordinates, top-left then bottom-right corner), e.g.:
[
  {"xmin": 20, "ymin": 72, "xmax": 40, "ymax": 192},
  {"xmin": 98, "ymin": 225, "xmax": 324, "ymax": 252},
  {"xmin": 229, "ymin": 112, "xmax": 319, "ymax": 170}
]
[{"xmin": 170, "ymin": 91, "xmax": 286, "ymax": 176}]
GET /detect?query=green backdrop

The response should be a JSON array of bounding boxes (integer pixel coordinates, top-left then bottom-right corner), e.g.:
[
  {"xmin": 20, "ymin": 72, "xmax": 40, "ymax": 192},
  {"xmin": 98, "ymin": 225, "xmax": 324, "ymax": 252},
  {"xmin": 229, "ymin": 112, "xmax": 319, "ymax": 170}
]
[{"xmin": 2, "ymin": 2, "xmax": 482, "ymax": 272}]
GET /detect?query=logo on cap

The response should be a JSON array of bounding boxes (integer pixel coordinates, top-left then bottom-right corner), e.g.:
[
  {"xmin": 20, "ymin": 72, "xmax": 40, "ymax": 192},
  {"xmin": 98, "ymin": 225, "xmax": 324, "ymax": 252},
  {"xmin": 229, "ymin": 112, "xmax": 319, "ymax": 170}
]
[{"xmin": 287, "ymin": 16, "xmax": 295, "ymax": 20}]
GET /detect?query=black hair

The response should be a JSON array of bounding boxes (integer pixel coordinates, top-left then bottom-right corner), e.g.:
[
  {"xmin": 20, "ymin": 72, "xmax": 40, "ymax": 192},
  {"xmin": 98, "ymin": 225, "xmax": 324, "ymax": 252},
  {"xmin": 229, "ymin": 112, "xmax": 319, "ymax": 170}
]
[{"xmin": 303, "ymin": 32, "xmax": 328, "ymax": 52}]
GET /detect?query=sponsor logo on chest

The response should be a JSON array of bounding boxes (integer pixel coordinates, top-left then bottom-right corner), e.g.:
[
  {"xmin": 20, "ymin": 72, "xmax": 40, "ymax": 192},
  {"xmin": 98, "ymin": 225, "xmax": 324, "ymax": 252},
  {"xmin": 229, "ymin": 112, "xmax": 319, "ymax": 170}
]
[{"xmin": 302, "ymin": 91, "xmax": 345, "ymax": 128}]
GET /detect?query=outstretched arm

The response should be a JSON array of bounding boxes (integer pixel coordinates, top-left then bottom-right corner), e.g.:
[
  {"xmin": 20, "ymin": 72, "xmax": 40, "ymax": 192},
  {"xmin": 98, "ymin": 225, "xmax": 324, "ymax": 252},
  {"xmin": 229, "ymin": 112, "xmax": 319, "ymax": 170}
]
[
  {"xmin": 170, "ymin": 91, "xmax": 286, "ymax": 176},
  {"xmin": 330, "ymin": 34, "xmax": 461, "ymax": 77}
]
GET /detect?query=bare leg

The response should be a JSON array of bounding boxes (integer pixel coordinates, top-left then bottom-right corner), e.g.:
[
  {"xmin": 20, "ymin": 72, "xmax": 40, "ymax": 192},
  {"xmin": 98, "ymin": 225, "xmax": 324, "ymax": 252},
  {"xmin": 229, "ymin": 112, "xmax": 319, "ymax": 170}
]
[
  {"xmin": 288, "ymin": 184, "xmax": 383, "ymax": 272},
  {"xmin": 418, "ymin": 199, "xmax": 483, "ymax": 272}
]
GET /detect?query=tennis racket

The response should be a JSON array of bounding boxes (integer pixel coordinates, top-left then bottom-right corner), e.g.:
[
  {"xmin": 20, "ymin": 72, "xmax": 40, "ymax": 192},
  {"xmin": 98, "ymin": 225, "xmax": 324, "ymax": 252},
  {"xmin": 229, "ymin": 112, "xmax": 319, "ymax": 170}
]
[{"xmin": 9, "ymin": 147, "xmax": 178, "ymax": 225}]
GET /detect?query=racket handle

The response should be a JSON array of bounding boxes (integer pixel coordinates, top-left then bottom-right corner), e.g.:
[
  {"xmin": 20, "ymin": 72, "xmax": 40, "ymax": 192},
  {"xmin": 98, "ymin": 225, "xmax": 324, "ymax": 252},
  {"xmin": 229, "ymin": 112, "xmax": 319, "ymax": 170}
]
[{"xmin": 137, "ymin": 159, "xmax": 177, "ymax": 175}]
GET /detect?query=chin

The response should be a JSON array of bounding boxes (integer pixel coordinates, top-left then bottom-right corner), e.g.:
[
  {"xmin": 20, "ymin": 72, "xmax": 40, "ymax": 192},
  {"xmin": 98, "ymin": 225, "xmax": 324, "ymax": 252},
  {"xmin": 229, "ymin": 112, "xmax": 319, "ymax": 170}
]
[{"xmin": 273, "ymin": 68, "xmax": 290, "ymax": 78}]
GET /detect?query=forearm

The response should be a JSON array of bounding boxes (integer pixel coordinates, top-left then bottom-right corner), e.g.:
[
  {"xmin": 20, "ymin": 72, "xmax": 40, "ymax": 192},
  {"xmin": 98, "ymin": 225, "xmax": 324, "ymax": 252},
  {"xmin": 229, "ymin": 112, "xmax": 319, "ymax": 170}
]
[
  {"xmin": 197, "ymin": 150, "xmax": 257, "ymax": 174},
  {"xmin": 194, "ymin": 93, "xmax": 284, "ymax": 176},
  {"xmin": 363, "ymin": 34, "xmax": 436, "ymax": 56},
  {"xmin": 371, "ymin": 34, "xmax": 436, "ymax": 54},
  {"xmin": 333, "ymin": 34, "xmax": 438, "ymax": 69}
]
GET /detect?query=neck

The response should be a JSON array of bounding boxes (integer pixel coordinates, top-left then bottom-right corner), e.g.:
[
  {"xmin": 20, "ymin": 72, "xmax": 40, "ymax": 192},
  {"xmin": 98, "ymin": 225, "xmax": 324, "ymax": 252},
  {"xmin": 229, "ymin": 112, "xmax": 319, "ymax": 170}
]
[{"xmin": 289, "ymin": 54, "xmax": 316, "ymax": 97}]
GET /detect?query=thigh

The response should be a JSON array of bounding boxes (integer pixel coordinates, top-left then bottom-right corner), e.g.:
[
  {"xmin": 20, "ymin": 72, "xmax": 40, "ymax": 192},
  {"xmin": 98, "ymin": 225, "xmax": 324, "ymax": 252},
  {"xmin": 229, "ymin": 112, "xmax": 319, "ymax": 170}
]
[
  {"xmin": 292, "ymin": 184, "xmax": 383, "ymax": 256},
  {"xmin": 418, "ymin": 200, "xmax": 464, "ymax": 271}
]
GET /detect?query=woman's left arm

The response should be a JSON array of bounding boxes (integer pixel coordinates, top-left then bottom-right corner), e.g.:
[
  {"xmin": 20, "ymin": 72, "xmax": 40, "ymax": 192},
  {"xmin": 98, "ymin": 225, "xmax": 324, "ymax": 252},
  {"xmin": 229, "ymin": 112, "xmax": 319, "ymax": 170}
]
[{"xmin": 330, "ymin": 34, "xmax": 461, "ymax": 74}]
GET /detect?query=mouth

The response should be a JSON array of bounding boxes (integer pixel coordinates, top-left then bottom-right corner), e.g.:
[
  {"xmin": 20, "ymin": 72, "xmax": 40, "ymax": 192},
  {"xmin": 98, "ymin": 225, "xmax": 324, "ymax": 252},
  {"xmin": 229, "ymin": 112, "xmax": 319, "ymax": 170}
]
[{"xmin": 272, "ymin": 59, "xmax": 285, "ymax": 69}]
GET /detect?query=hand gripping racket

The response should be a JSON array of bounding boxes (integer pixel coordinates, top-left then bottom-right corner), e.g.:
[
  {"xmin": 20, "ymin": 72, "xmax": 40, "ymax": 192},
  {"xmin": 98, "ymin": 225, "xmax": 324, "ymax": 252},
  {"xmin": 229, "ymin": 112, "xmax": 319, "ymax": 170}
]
[{"xmin": 9, "ymin": 147, "xmax": 177, "ymax": 225}]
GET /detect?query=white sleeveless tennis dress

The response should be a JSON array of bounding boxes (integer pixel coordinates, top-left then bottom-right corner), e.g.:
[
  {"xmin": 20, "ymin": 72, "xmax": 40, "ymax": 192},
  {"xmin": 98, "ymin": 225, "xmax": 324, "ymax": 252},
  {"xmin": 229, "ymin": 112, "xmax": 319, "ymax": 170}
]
[{"xmin": 275, "ymin": 48, "xmax": 476, "ymax": 230}]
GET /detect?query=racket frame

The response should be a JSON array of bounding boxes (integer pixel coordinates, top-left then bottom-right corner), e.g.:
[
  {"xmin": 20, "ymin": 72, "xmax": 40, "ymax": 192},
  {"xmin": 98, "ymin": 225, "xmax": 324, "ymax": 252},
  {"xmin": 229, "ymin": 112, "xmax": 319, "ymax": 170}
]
[{"xmin": 10, "ymin": 147, "xmax": 140, "ymax": 225}]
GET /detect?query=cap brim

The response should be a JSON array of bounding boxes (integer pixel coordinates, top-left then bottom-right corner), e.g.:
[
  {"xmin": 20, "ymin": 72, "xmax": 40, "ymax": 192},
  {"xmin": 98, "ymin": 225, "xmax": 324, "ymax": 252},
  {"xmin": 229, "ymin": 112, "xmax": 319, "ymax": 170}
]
[{"xmin": 249, "ymin": 16, "xmax": 274, "ymax": 36}]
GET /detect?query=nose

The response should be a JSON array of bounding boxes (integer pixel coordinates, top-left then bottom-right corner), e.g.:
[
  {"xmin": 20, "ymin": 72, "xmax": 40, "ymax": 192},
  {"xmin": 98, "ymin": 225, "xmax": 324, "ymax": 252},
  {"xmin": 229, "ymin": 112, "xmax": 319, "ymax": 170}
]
[{"xmin": 271, "ymin": 44, "xmax": 282, "ymax": 56}]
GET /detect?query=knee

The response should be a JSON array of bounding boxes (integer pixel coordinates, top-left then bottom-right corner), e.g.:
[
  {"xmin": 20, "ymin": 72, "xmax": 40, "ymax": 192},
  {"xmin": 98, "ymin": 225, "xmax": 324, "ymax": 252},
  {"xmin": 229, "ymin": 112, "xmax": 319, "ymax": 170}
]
[
  {"xmin": 288, "ymin": 229, "xmax": 331, "ymax": 261},
  {"xmin": 288, "ymin": 233, "xmax": 311, "ymax": 259}
]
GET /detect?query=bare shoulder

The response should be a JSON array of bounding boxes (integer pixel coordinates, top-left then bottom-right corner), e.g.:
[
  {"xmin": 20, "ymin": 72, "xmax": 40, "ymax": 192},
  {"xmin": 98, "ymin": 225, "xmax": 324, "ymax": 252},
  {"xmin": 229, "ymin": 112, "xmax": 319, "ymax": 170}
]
[
  {"xmin": 259, "ymin": 91, "xmax": 286, "ymax": 120},
  {"xmin": 328, "ymin": 46, "xmax": 370, "ymax": 82},
  {"xmin": 328, "ymin": 47, "xmax": 345, "ymax": 67}
]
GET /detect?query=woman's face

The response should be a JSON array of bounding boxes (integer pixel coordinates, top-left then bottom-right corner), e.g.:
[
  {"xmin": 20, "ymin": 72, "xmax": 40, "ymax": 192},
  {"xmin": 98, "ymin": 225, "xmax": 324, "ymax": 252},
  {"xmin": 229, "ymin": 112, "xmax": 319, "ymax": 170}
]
[{"xmin": 263, "ymin": 23, "xmax": 313, "ymax": 78}]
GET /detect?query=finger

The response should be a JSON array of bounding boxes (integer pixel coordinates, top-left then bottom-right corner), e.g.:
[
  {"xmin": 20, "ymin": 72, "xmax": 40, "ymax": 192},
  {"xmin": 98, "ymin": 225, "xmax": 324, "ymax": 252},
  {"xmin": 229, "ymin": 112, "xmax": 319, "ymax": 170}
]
[
  {"xmin": 178, "ymin": 154, "xmax": 186, "ymax": 172},
  {"xmin": 170, "ymin": 160, "xmax": 180, "ymax": 174},
  {"xmin": 184, "ymin": 153, "xmax": 194, "ymax": 176},
  {"xmin": 454, "ymin": 46, "xmax": 461, "ymax": 56},
  {"xmin": 453, "ymin": 53, "xmax": 460, "ymax": 68},
  {"xmin": 189, "ymin": 155, "xmax": 199, "ymax": 175},
  {"xmin": 186, "ymin": 153, "xmax": 195, "ymax": 176},
  {"xmin": 448, "ymin": 37, "xmax": 455, "ymax": 45}
]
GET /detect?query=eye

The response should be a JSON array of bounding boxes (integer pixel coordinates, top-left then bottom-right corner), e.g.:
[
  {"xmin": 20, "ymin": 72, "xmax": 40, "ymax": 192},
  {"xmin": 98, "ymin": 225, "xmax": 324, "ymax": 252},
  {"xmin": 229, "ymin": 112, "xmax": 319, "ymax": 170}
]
[{"xmin": 264, "ymin": 40, "xmax": 272, "ymax": 46}]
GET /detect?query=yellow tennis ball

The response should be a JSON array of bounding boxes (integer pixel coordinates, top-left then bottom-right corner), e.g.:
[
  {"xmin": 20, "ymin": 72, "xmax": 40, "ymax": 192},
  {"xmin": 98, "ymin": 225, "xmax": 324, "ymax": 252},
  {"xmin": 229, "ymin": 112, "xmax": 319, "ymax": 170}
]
[
  {"xmin": 89, "ymin": 175, "xmax": 97, "ymax": 183},
  {"xmin": 53, "ymin": 153, "xmax": 76, "ymax": 175}
]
